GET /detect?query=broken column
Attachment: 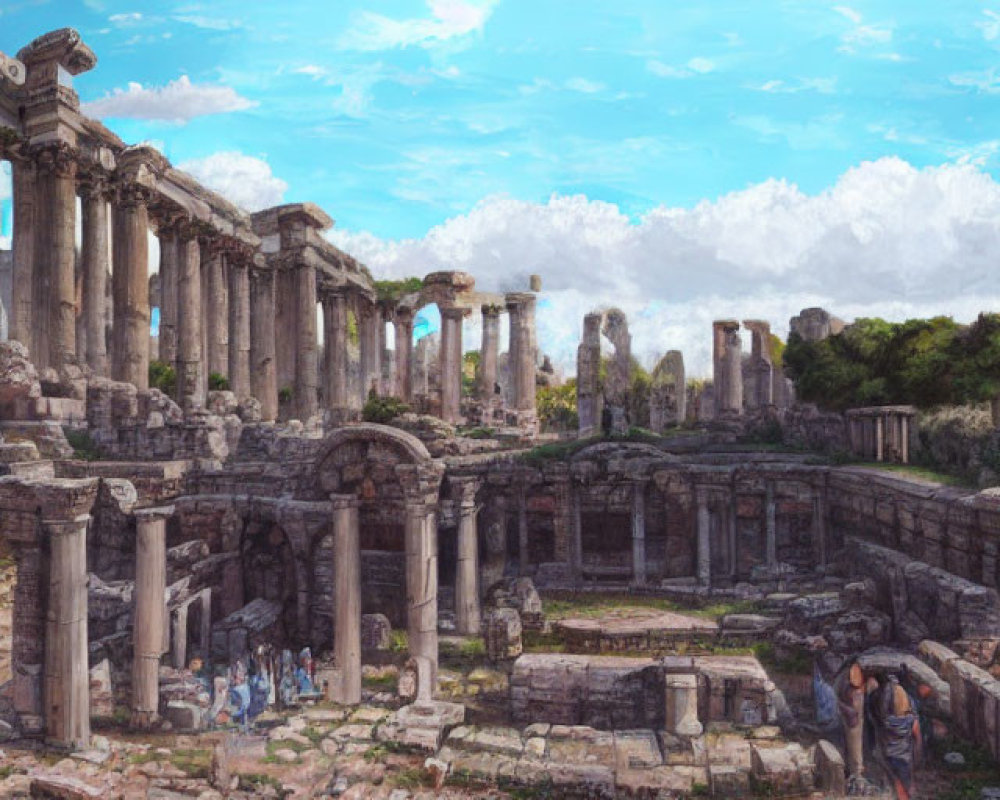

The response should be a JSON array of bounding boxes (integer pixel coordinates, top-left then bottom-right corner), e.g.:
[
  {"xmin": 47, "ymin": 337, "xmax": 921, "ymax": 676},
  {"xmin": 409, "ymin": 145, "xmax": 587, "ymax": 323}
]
[
  {"xmin": 227, "ymin": 252, "xmax": 252, "ymax": 400},
  {"xmin": 44, "ymin": 513, "xmax": 91, "ymax": 748},
  {"xmin": 405, "ymin": 503, "xmax": 438, "ymax": 687},
  {"xmin": 132, "ymin": 506, "xmax": 172, "ymax": 728},
  {"xmin": 603, "ymin": 308, "xmax": 632, "ymax": 435},
  {"xmin": 454, "ymin": 481, "xmax": 481, "ymax": 636},
  {"xmin": 712, "ymin": 320, "xmax": 743, "ymax": 416},
  {"xmin": 743, "ymin": 320, "xmax": 774, "ymax": 409},
  {"xmin": 79, "ymin": 168, "xmax": 111, "ymax": 375},
  {"xmin": 394, "ymin": 307, "xmax": 415, "ymax": 402},
  {"xmin": 479, "ymin": 304, "xmax": 501, "ymax": 404},
  {"xmin": 176, "ymin": 224, "xmax": 204, "ymax": 410},
  {"xmin": 577, "ymin": 312, "xmax": 603, "ymax": 437},
  {"xmin": 250, "ymin": 265, "xmax": 278, "ymax": 421},
  {"xmin": 665, "ymin": 673, "xmax": 703, "ymax": 737},
  {"xmin": 506, "ymin": 292, "xmax": 538, "ymax": 417},
  {"xmin": 439, "ymin": 307, "xmax": 465, "ymax": 424},
  {"xmin": 650, "ymin": 350, "xmax": 686, "ymax": 432},
  {"xmin": 331, "ymin": 494, "xmax": 361, "ymax": 705}
]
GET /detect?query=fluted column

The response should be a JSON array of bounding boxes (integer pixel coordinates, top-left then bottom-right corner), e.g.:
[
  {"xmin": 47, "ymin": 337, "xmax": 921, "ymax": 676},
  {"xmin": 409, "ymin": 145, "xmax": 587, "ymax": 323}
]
[
  {"xmin": 111, "ymin": 182, "xmax": 151, "ymax": 388},
  {"xmin": 10, "ymin": 155, "xmax": 36, "ymax": 353},
  {"xmin": 323, "ymin": 290, "xmax": 349, "ymax": 413},
  {"xmin": 440, "ymin": 307, "xmax": 464, "ymax": 424},
  {"xmin": 34, "ymin": 144, "xmax": 78, "ymax": 371},
  {"xmin": 331, "ymin": 494, "xmax": 361, "ymax": 704},
  {"xmin": 479, "ymin": 304, "xmax": 500, "ymax": 403},
  {"xmin": 394, "ymin": 308, "xmax": 414, "ymax": 401},
  {"xmin": 131, "ymin": 506, "xmax": 171, "ymax": 728},
  {"xmin": 506, "ymin": 293, "xmax": 537, "ymax": 413},
  {"xmin": 157, "ymin": 222, "xmax": 179, "ymax": 365},
  {"xmin": 44, "ymin": 514, "xmax": 91, "ymax": 749},
  {"xmin": 205, "ymin": 247, "xmax": 229, "ymax": 380},
  {"xmin": 79, "ymin": 173, "xmax": 111, "ymax": 375},
  {"xmin": 250, "ymin": 266, "xmax": 278, "ymax": 421},
  {"xmin": 176, "ymin": 226, "xmax": 204, "ymax": 410},
  {"xmin": 294, "ymin": 262, "xmax": 319, "ymax": 419},
  {"xmin": 455, "ymin": 483, "xmax": 481, "ymax": 636},
  {"xmin": 405, "ymin": 503, "xmax": 438, "ymax": 687},
  {"xmin": 228, "ymin": 255, "xmax": 251, "ymax": 400}
]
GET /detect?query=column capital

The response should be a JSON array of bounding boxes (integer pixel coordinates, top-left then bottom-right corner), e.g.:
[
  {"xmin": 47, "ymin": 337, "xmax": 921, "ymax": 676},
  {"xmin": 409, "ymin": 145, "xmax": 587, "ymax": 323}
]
[
  {"xmin": 77, "ymin": 166, "xmax": 114, "ymax": 201},
  {"xmin": 481, "ymin": 302, "xmax": 503, "ymax": 318},
  {"xmin": 134, "ymin": 505, "xmax": 175, "ymax": 523},
  {"xmin": 41, "ymin": 514, "xmax": 91, "ymax": 533},
  {"xmin": 505, "ymin": 291, "xmax": 536, "ymax": 311},
  {"xmin": 440, "ymin": 305, "xmax": 469, "ymax": 321},
  {"xmin": 330, "ymin": 493, "xmax": 360, "ymax": 510},
  {"xmin": 30, "ymin": 140, "xmax": 78, "ymax": 178},
  {"xmin": 115, "ymin": 180, "xmax": 155, "ymax": 210},
  {"xmin": 450, "ymin": 476, "xmax": 480, "ymax": 508}
]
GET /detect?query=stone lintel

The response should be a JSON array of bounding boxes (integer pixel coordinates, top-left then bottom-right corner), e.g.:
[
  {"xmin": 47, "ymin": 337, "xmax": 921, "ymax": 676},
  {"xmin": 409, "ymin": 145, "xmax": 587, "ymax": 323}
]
[
  {"xmin": 713, "ymin": 319, "xmax": 740, "ymax": 331},
  {"xmin": 424, "ymin": 271, "xmax": 476, "ymax": 291}
]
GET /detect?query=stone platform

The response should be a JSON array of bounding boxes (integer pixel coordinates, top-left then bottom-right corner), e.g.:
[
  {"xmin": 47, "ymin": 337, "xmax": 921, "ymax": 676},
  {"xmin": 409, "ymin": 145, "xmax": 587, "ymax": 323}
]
[{"xmin": 553, "ymin": 607, "xmax": 718, "ymax": 652}]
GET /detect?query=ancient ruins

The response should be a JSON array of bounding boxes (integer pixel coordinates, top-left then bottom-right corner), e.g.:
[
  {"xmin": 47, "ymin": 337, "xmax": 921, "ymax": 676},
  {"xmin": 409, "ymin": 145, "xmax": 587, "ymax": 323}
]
[{"xmin": 1, "ymin": 26, "xmax": 1000, "ymax": 800}]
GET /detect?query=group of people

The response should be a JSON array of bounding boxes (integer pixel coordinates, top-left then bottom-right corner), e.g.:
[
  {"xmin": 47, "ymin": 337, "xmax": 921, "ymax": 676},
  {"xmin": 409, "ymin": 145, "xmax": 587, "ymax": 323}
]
[
  {"xmin": 817, "ymin": 658, "xmax": 934, "ymax": 799},
  {"xmin": 195, "ymin": 646, "xmax": 324, "ymax": 731}
]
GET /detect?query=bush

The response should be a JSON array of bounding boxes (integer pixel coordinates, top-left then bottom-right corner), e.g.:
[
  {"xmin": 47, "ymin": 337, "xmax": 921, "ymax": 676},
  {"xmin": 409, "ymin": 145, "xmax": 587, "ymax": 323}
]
[
  {"xmin": 537, "ymin": 380, "xmax": 578, "ymax": 432},
  {"xmin": 362, "ymin": 395, "xmax": 410, "ymax": 424},
  {"xmin": 64, "ymin": 428, "xmax": 101, "ymax": 461},
  {"xmin": 148, "ymin": 360, "xmax": 176, "ymax": 395},
  {"xmin": 278, "ymin": 385, "xmax": 294, "ymax": 404},
  {"xmin": 208, "ymin": 372, "xmax": 230, "ymax": 391}
]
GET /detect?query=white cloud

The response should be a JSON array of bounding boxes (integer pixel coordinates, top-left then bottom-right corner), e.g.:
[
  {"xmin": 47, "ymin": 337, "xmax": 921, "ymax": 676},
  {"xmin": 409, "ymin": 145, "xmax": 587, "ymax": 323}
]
[
  {"xmin": 565, "ymin": 77, "xmax": 606, "ymax": 94},
  {"xmin": 293, "ymin": 65, "xmax": 328, "ymax": 80},
  {"xmin": 328, "ymin": 158, "xmax": 1000, "ymax": 377},
  {"xmin": 833, "ymin": 5, "xmax": 862, "ymax": 25},
  {"xmin": 755, "ymin": 77, "xmax": 837, "ymax": 94},
  {"xmin": 172, "ymin": 15, "xmax": 242, "ymax": 30},
  {"xmin": 339, "ymin": 0, "xmax": 499, "ymax": 51},
  {"xmin": 687, "ymin": 57, "xmax": 715, "ymax": 74},
  {"xmin": 647, "ymin": 58, "xmax": 715, "ymax": 79},
  {"xmin": 82, "ymin": 75, "xmax": 256, "ymax": 123},
  {"xmin": 950, "ymin": 68, "xmax": 1000, "ymax": 93},
  {"xmin": 108, "ymin": 11, "xmax": 143, "ymax": 25},
  {"xmin": 978, "ymin": 9, "xmax": 1000, "ymax": 41},
  {"xmin": 833, "ymin": 5, "xmax": 893, "ymax": 55},
  {"xmin": 177, "ymin": 151, "xmax": 287, "ymax": 212}
]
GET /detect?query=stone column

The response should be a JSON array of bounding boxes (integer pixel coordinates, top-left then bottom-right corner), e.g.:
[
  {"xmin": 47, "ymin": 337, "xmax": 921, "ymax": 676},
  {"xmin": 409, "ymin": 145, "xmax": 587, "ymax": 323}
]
[
  {"xmin": 204, "ymin": 247, "xmax": 229, "ymax": 380},
  {"xmin": 696, "ymin": 489, "xmax": 711, "ymax": 586},
  {"xmin": 295, "ymin": 262, "xmax": 319, "ymax": 420},
  {"xmin": 358, "ymin": 302, "xmax": 381, "ymax": 402},
  {"xmin": 405, "ymin": 503, "xmax": 438, "ymax": 687},
  {"xmin": 250, "ymin": 266, "xmax": 278, "ymax": 421},
  {"xmin": 901, "ymin": 415, "xmax": 910, "ymax": 464},
  {"xmin": 34, "ymin": 144, "xmax": 78, "ymax": 371},
  {"xmin": 331, "ymin": 494, "xmax": 361, "ymax": 704},
  {"xmin": 79, "ymin": 174, "xmax": 110, "ymax": 375},
  {"xmin": 157, "ymin": 222, "xmax": 179, "ymax": 366},
  {"xmin": 228, "ymin": 255, "xmax": 251, "ymax": 400},
  {"xmin": 176, "ymin": 228, "xmax": 204, "ymax": 410},
  {"xmin": 712, "ymin": 320, "xmax": 742, "ymax": 416},
  {"xmin": 665, "ymin": 673, "xmax": 703, "ymax": 737},
  {"xmin": 439, "ymin": 307, "xmax": 464, "ymax": 424},
  {"xmin": 506, "ymin": 293, "xmax": 538, "ymax": 413},
  {"xmin": 876, "ymin": 415, "xmax": 884, "ymax": 462},
  {"xmin": 171, "ymin": 607, "xmax": 188, "ymax": 670},
  {"xmin": 323, "ymin": 290, "xmax": 349, "ymax": 413},
  {"xmin": 198, "ymin": 589, "xmax": 212, "ymax": 657},
  {"xmin": 577, "ymin": 312, "xmax": 603, "ymax": 436},
  {"xmin": 43, "ymin": 514, "xmax": 91, "ymax": 749},
  {"xmin": 132, "ymin": 506, "xmax": 171, "ymax": 728},
  {"xmin": 10, "ymin": 156, "xmax": 36, "ymax": 353},
  {"xmin": 111, "ymin": 183, "xmax": 152, "ymax": 389},
  {"xmin": 632, "ymin": 481, "xmax": 647, "ymax": 586},
  {"xmin": 455, "ymin": 484, "xmax": 481, "ymax": 636},
  {"xmin": 479, "ymin": 304, "xmax": 500, "ymax": 403},
  {"xmin": 377, "ymin": 306, "xmax": 391, "ymax": 397},
  {"xmin": 394, "ymin": 308, "xmax": 414, "ymax": 401},
  {"xmin": 812, "ymin": 486, "xmax": 827, "ymax": 567},
  {"xmin": 765, "ymin": 481, "xmax": 777, "ymax": 569}
]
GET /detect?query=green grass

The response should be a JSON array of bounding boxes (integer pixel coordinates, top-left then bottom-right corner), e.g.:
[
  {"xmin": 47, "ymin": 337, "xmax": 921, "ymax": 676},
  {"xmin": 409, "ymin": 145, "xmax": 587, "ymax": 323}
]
[
  {"xmin": 63, "ymin": 428, "xmax": 102, "ymax": 461},
  {"xmin": 388, "ymin": 629, "xmax": 408, "ymax": 653},
  {"xmin": 540, "ymin": 591, "xmax": 760, "ymax": 622},
  {"xmin": 458, "ymin": 426, "xmax": 495, "ymax": 439},
  {"xmin": 238, "ymin": 773, "xmax": 288, "ymax": 797},
  {"xmin": 932, "ymin": 737, "xmax": 1000, "ymax": 800},
  {"xmin": 362, "ymin": 672, "xmax": 397, "ymax": 690},
  {"xmin": 129, "ymin": 748, "xmax": 212, "ymax": 779},
  {"xmin": 392, "ymin": 767, "xmax": 431, "ymax": 790},
  {"xmin": 846, "ymin": 461, "xmax": 974, "ymax": 488}
]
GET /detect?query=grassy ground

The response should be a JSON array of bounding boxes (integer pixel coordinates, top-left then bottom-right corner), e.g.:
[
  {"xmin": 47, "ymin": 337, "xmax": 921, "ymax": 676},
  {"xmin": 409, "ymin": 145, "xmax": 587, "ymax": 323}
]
[
  {"xmin": 846, "ymin": 461, "xmax": 975, "ymax": 488},
  {"xmin": 540, "ymin": 591, "xmax": 761, "ymax": 622}
]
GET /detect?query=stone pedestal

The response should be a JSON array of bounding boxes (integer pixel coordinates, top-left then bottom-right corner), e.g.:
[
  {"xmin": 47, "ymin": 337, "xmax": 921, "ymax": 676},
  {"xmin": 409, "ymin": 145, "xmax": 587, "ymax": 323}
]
[
  {"xmin": 228, "ymin": 258, "xmax": 251, "ymax": 400},
  {"xmin": 131, "ymin": 506, "xmax": 172, "ymax": 728},
  {"xmin": 479, "ymin": 305, "xmax": 500, "ymax": 403},
  {"xmin": 112, "ymin": 184, "xmax": 151, "ymax": 389},
  {"xmin": 665, "ymin": 673, "xmax": 703, "ymax": 737},
  {"xmin": 250, "ymin": 266, "xmax": 278, "ymax": 421},
  {"xmin": 406, "ymin": 504, "xmax": 438, "ymax": 688},
  {"xmin": 439, "ymin": 307, "xmax": 464, "ymax": 424},
  {"xmin": 395, "ymin": 309, "xmax": 414, "ymax": 402},
  {"xmin": 331, "ymin": 495, "xmax": 361, "ymax": 704},
  {"xmin": 176, "ymin": 231, "xmax": 204, "ymax": 410},
  {"xmin": 80, "ymin": 176, "xmax": 110, "ymax": 375},
  {"xmin": 455, "ymin": 493, "xmax": 480, "ymax": 636},
  {"xmin": 44, "ymin": 514, "xmax": 91, "ymax": 749}
]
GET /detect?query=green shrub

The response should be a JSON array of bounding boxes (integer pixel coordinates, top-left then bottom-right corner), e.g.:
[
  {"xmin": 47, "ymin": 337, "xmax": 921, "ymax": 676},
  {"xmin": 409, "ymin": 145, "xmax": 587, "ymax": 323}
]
[
  {"xmin": 64, "ymin": 428, "xmax": 101, "ymax": 461},
  {"xmin": 362, "ymin": 395, "xmax": 410, "ymax": 424},
  {"xmin": 537, "ymin": 380, "xmax": 578, "ymax": 432},
  {"xmin": 278, "ymin": 385, "xmax": 294, "ymax": 404},
  {"xmin": 148, "ymin": 360, "xmax": 176, "ymax": 395},
  {"xmin": 208, "ymin": 372, "xmax": 230, "ymax": 391}
]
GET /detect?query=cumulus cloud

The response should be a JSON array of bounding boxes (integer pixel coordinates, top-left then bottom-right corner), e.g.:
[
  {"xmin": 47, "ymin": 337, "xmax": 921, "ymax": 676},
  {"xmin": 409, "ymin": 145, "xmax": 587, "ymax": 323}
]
[
  {"xmin": 177, "ymin": 151, "xmax": 287, "ymax": 211},
  {"xmin": 339, "ymin": 0, "xmax": 499, "ymax": 51},
  {"xmin": 82, "ymin": 75, "xmax": 256, "ymax": 123},
  {"xmin": 329, "ymin": 157, "xmax": 1000, "ymax": 377}
]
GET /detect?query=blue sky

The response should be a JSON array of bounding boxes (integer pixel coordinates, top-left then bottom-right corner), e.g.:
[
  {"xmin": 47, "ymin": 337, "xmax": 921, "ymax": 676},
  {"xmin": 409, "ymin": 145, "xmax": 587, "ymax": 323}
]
[{"xmin": 4, "ymin": 1, "xmax": 1000, "ymax": 374}]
